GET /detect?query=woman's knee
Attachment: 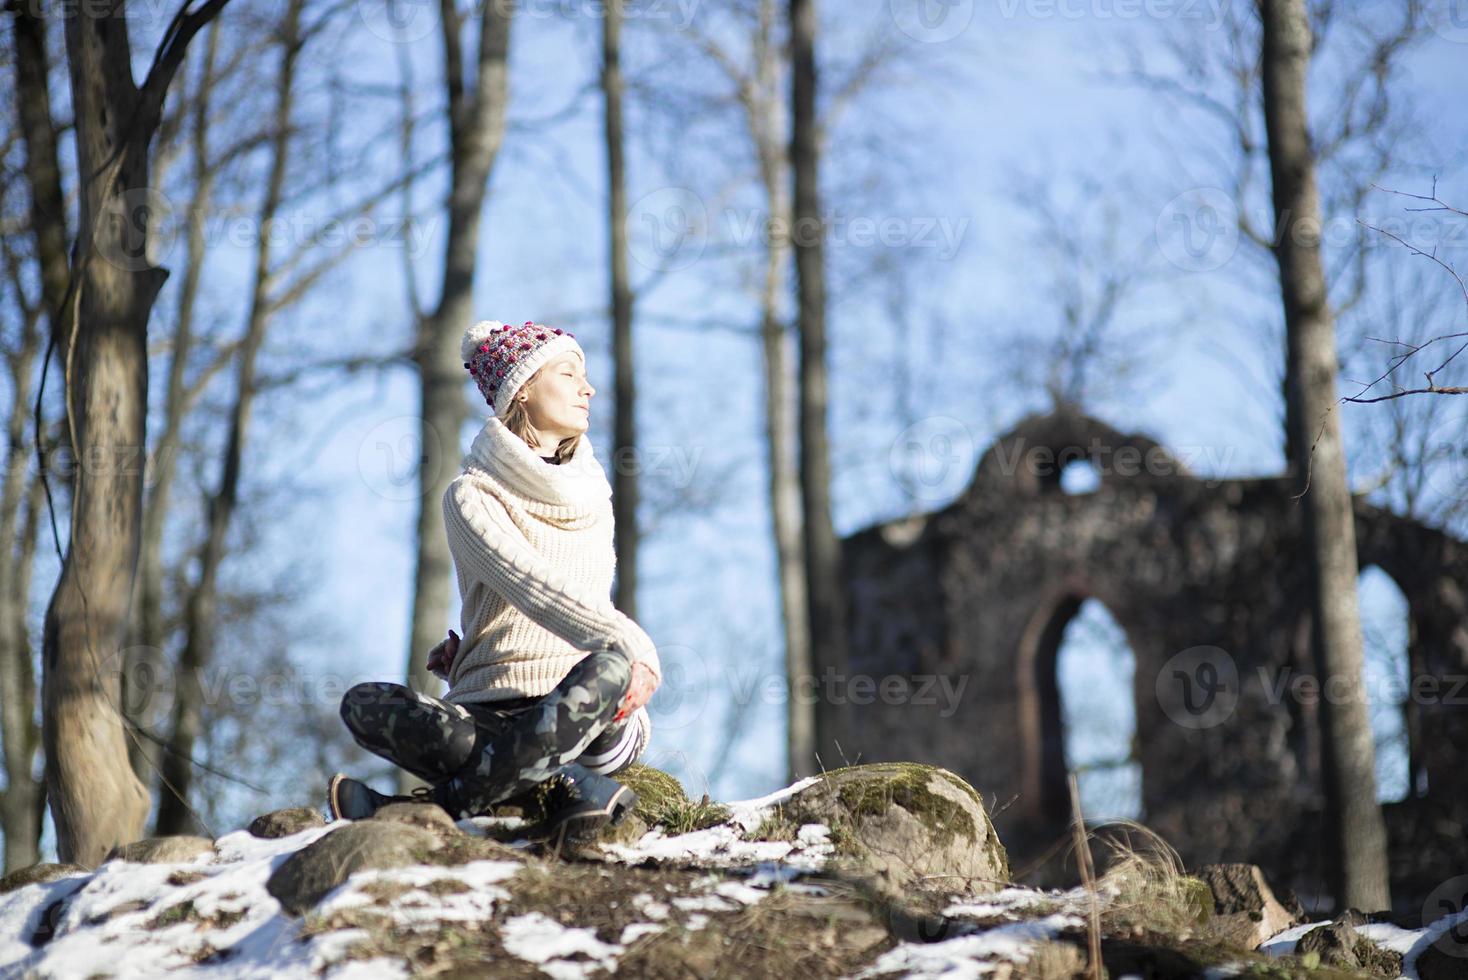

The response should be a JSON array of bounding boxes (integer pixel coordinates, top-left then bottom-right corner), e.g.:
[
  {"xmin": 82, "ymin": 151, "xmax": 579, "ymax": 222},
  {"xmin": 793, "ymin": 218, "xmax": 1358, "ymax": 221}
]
[
  {"xmin": 579, "ymin": 707, "xmax": 649, "ymax": 776},
  {"xmin": 565, "ymin": 649, "xmax": 634, "ymax": 706},
  {"xmin": 339, "ymin": 681, "xmax": 409, "ymax": 733}
]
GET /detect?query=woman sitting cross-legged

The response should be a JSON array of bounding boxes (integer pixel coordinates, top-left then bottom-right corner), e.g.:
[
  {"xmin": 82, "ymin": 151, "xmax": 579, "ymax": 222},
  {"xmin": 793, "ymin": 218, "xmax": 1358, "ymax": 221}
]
[{"xmin": 327, "ymin": 319, "xmax": 660, "ymax": 840}]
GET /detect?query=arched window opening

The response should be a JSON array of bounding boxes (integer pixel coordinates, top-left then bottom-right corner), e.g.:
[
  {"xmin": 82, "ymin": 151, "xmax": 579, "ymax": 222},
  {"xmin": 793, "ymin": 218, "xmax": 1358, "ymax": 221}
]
[
  {"xmin": 1357, "ymin": 566, "xmax": 1412, "ymax": 803},
  {"xmin": 1056, "ymin": 599, "xmax": 1142, "ymax": 820}
]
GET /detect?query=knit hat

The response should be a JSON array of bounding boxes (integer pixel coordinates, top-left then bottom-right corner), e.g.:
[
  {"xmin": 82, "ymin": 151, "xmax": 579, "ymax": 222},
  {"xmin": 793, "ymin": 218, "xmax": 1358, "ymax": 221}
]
[{"xmin": 461, "ymin": 320, "xmax": 585, "ymax": 416}]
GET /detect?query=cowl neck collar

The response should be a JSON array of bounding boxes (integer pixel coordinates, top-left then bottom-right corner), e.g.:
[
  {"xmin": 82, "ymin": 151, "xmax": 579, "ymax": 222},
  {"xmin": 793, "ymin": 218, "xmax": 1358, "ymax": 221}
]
[{"xmin": 464, "ymin": 416, "xmax": 610, "ymax": 516}]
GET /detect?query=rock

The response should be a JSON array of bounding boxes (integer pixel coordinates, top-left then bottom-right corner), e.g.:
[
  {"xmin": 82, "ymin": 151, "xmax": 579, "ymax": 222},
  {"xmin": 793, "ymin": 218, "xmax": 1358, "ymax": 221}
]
[
  {"xmin": 371, "ymin": 802, "xmax": 461, "ymax": 836},
  {"xmin": 265, "ymin": 821, "xmax": 440, "ymax": 916},
  {"xmin": 1297, "ymin": 921, "xmax": 1362, "ymax": 969},
  {"xmin": 0, "ymin": 863, "xmax": 88, "ymax": 894},
  {"xmin": 249, "ymin": 807, "xmax": 325, "ymax": 839},
  {"xmin": 1193, "ymin": 863, "xmax": 1299, "ymax": 949},
  {"xmin": 1295, "ymin": 918, "xmax": 1403, "ymax": 979},
  {"xmin": 105, "ymin": 836, "xmax": 216, "ymax": 865},
  {"xmin": 772, "ymin": 762, "xmax": 1009, "ymax": 896}
]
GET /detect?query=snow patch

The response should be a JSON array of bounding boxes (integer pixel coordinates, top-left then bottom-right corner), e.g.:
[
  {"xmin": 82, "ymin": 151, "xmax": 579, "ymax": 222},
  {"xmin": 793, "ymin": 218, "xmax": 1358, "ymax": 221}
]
[
  {"xmin": 501, "ymin": 911, "xmax": 623, "ymax": 978},
  {"xmin": 854, "ymin": 913, "xmax": 1082, "ymax": 978}
]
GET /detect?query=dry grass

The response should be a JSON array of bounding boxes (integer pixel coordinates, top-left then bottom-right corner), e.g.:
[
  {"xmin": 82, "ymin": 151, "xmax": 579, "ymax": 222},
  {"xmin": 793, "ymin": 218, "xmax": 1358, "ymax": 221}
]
[{"xmin": 1086, "ymin": 821, "xmax": 1213, "ymax": 938}]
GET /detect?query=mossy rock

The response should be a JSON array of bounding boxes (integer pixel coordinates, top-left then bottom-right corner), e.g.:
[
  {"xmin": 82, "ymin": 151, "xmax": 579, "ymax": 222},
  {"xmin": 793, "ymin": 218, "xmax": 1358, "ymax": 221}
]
[
  {"xmin": 1295, "ymin": 920, "xmax": 1403, "ymax": 979},
  {"xmin": 248, "ymin": 807, "xmax": 326, "ymax": 839},
  {"xmin": 265, "ymin": 822, "xmax": 441, "ymax": 916},
  {"xmin": 370, "ymin": 801, "xmax": 462, "ymax": 837},
  {"xmin": 771, "ymin": 762, "xmax": 1009, "ymax": 896},
  {"xmin": 0, "ymin": 862, "xmax": 89, "ymax": 894},
  {"xmin": 105, "ymin": 835, "xmax": 216, "ymax": 865}
]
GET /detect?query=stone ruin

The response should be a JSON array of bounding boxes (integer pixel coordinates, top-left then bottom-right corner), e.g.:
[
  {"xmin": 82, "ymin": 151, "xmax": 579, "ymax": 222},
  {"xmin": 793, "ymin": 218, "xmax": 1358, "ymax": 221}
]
[{"xmin": 835, "ymin": 408, "xmax": 1468, "ymax": 908}]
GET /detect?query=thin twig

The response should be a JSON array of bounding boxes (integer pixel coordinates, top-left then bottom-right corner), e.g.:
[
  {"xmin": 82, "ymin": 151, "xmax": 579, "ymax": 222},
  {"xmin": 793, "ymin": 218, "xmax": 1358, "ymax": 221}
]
[{"xmin": 1068, "ymin": 773, "xmax": 1103, "ymax": 980}]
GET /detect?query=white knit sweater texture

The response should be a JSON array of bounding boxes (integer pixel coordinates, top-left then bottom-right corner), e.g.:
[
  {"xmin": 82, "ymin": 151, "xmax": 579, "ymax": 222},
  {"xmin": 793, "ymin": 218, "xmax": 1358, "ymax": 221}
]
[{"xmin": 440, "ymin": 416, "xmax": 658, "ymax": 745}]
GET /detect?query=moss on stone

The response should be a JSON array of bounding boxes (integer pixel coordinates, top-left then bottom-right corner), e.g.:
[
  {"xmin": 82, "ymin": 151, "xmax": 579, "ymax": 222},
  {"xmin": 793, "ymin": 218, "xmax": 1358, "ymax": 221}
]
[
  {"xmin": 618, "ymin": 764, "xmax": 687, "ymax": 812},
  {"xmin": 826, "ymin": 763, "xmax": 981, "ymax": 846},
  {"xmin": 608, "ymin": 764, "xmax": 728, "ymax": 836}
]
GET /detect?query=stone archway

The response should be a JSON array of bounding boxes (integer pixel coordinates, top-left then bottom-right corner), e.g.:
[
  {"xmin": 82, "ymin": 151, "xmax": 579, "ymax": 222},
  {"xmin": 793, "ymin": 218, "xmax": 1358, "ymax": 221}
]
[{"xmin": 838, "ymin": 408, "xmax": 1468, "ymax": 904}]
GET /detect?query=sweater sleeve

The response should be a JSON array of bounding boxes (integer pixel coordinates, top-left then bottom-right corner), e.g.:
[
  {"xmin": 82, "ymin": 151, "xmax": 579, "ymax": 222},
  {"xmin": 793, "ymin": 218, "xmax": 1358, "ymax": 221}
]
[{"xmin": 442, "ymin": 477, "xmax": 662, "ymax": 683}]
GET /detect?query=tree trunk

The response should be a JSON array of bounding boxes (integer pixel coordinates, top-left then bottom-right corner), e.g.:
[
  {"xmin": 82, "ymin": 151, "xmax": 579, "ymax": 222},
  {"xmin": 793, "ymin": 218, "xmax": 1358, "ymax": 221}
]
[
  {"xmin": 40, "ymin": 0, "xmax": 227, "ymax": 867},
  {"xmin": 153, "ymin": 1, "xmax": 301, "ymax": 836},
  {"xmin": 0, "ymin": 309, "xmax": 47, "ymax": 871},
  {"xmin": 603, "ymin": 0, "xmax": 639, "ymax": 620},
  {"xmin": 399, "ymin": 0, "xmax": 512, "ymax": 794},
  {"xmin": 1258, "ymin": 0, "xmax": 1391, "ymax": 911},
  {"xmin": 747, "ymin": 0, "xmax": 813, "ymax": 782},
  {"xmin": 127, "ymin": 21, "xmax": 221, "ymax": 787},
  {"xmin": 7, "ymin": 3, "xmax": 69, "ymax": 871},
  {"xmin": 789, "ymin": 0, "xmax": 849, "ymax": 772}
]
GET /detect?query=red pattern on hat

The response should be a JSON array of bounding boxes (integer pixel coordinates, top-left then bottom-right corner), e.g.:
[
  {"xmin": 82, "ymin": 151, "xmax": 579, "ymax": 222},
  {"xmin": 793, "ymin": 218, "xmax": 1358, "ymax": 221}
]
[{"xmin": 464, "ymin": 319, "xmax": 581, "ymax": 413}]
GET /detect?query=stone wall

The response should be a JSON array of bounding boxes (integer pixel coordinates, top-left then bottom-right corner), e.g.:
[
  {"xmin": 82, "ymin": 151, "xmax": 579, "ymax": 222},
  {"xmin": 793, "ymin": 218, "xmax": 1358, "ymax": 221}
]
[{"xmin": 833, "ymin": 409, "xmax": 1468, "ymax": 907}]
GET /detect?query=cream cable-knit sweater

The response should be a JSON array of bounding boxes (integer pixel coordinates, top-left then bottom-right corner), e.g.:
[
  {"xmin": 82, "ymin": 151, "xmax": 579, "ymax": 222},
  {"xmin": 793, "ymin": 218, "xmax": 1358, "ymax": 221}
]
[{"xmin": 440, "ymin": 416, "xmax": 659, "ymax": 746}]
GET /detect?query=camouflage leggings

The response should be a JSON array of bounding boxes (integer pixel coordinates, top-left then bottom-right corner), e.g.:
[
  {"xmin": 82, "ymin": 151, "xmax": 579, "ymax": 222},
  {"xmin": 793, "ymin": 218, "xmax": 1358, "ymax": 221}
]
[{"xmin": 339, "ymin": 648, "xmax": 640, "ymax": 817}]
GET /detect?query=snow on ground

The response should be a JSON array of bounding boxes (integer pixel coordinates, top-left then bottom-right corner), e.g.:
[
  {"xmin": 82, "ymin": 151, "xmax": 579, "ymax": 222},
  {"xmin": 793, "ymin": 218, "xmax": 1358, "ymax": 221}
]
[
  {"xmin": 943, "ymin": 885, "xmax": 1088, "ymax": 922},
  {"xmin": 500, "ymin": 911, "xmax": 624, "ymax": 979},
  {"xmin": 6, "ymin": 775, "xmax": 1460, "ymax": 980},
  {"xmin": 853, "ymin": 913, "xmax": 1085, "ymax": 979},
  {"xmin": 0, "ymin": 781, "xmax": 836, "ymax": 979},
  {"xmin": 596, "ymin": 778, "xmax": 835, "ymax": 871},
  {"xmin": 0, "ymin": 822, "xmax": 406, "ymax": 979},
  {"xmin": 1261, "ymin": 908, "xmax": 1468, "ymax": 980}
]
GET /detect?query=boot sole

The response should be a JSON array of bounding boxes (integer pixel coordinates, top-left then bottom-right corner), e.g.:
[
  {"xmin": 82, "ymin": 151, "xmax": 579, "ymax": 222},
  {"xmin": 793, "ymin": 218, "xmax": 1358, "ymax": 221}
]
[{"xmin": 327, "ymin": 773, "xmax": 349, "ymax": 822}]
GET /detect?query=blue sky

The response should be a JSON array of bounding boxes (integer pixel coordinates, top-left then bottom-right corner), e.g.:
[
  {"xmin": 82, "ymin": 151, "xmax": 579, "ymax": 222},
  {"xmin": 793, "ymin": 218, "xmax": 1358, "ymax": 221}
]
[
  {"xmin": 14, "ymin": 1, "xmax": 1468, "ymax": 856},
  {"xmin": 293, "ymin": 3, "xmax": 1468, "ymax": 806}
]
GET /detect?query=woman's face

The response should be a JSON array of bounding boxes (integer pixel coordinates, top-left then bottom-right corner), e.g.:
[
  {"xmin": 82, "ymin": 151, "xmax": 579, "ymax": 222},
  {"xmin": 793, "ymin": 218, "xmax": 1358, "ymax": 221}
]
[{"xmin": 519, "ymin": 352, "xmax": 594, "ymax": 445}]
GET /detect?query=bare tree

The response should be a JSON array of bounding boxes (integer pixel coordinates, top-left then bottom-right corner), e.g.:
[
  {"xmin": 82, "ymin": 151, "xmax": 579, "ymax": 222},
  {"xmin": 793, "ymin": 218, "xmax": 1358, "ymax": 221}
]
[
  {"xmin": 1259, "ymin": 0, "xmax": 1390, "ymax": 910},
  {"xmin": 14, "ymin": 0, "xmax": 232, "ymax": 867},
  {"xmin": 152, "ymin": 0, "xmax": 309, "ymax": 836},
  {"xmin": 399, "ymin": 0, "xmax": 514, "ymax": 795},
  {"xmin": 603, "ymin": 0, "xmax": 639, "ymax": 620},
  {"xmin": 1117, "ymin": 0, "xmax": 1433, "ymax": 468},
  {"xmin": 1348, "ymin": 184, "xmax": 1468, "ymax": 403},
  {"xmin": 0, "ymin": 139, "xmax": 49, "ymax": 869},
  {"xmin": 627, "ymin": 0, "xmax": 941, "ymax": 780},
  {"xmin": 999, "ymin": 169, "xmax": 1172, "ymax": 413},
  {"xmin": 790, "ymin": 0, "xmax": 849, "ymax": 773}
]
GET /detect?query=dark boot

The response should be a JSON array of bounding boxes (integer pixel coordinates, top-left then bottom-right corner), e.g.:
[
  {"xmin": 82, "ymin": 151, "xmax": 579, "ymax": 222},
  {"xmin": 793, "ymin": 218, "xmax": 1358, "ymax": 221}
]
[
  {"xmin": 537, "ymin": 763, "xmax": 638, "ymax": 841},
  {"xmin": 327, "ymin": 774, "xmax": 449, "ymax": 822}
]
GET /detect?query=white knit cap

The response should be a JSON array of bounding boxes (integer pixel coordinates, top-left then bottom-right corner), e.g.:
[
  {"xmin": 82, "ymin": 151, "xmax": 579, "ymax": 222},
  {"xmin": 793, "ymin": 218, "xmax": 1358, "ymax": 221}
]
[{"xmin": 461, "ymin": 320, "xmax": 586, "ymax": 416}]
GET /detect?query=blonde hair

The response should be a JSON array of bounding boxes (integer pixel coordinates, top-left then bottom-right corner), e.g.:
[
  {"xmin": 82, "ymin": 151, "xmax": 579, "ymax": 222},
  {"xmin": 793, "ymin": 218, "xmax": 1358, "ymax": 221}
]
[{"xmin": 498, "ymin": 364, "xmax": 582, "ymax": 464}]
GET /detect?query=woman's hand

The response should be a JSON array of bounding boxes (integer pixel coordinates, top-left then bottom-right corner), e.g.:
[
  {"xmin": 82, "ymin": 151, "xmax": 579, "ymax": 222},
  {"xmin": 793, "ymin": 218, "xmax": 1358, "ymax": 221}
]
[
  {"xmin": 613, "ymin": 661, "xmax": 658, "ymax": 723},
  {"xmin": 427, "ymin": 630, "xmax": 460, "ymax": 681}
]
